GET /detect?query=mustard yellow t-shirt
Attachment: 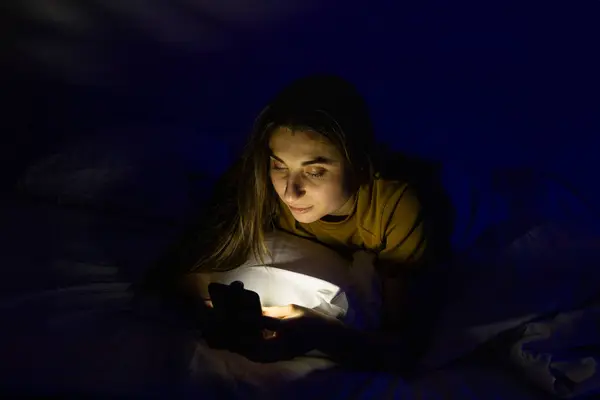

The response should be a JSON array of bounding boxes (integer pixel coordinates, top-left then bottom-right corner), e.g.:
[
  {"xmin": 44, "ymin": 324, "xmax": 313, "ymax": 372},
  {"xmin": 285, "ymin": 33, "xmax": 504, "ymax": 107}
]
[{"xmin": 276, "ymin": 178, "xmax": 426, "ymax": 266}]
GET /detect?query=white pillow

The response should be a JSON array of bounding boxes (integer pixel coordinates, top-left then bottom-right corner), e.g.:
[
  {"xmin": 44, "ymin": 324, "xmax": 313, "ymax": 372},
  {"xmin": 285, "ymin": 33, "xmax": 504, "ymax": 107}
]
[{"xmin": 207, "ymin": 230, "xmax": 381, "ymax": 330}]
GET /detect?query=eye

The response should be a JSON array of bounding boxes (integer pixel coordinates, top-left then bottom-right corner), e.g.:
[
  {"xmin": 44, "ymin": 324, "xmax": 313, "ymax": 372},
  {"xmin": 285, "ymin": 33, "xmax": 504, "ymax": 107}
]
[
  {"xmin": 306, "ymin": 168, "xmax": 326, "ymax": 178},
  {"xmin": 270, "ymin": 159, "xmax": 287, "ymax": 171}
]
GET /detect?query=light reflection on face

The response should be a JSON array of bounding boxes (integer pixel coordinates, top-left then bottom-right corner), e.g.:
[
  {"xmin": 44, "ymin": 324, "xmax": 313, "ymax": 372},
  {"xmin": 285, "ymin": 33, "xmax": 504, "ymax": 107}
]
[{"xmin": 268, "ymin": 127, "xmax": 353, "ymax": 223}]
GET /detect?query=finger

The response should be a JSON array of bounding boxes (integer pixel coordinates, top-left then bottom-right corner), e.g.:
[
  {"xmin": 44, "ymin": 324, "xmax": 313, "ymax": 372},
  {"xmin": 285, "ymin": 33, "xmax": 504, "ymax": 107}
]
[
  {"xmin": 262, "ymin": 305, "xmax": 294, "ymax": 318},
  {"xmin": 262, "ymin": 329, "xmax": 278, "ymax": 340},
  {"xmin": 204, "ymin": 300, "xmax": 213, "ymax": 308}
]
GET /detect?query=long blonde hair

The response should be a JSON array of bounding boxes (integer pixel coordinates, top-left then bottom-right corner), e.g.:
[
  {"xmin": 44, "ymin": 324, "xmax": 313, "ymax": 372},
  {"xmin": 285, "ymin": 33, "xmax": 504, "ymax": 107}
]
[{"xmin": 193, "ymin": 75, "xmax": 375, "ymax": 272}]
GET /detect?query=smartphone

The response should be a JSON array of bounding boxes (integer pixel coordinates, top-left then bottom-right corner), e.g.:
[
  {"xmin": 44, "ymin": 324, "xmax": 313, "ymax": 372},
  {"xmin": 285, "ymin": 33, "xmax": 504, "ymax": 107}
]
[
  {"xmin": 207, "ymin": 281, "xmax": 263, "ymax": 352},
  {"xmin": 208, "ymin": 281, "xmax": 262, "ymax": 324}
]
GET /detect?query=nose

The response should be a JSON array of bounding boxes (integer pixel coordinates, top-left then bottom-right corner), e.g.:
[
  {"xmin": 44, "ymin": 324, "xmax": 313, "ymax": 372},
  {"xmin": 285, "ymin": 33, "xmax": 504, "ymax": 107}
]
[{"xmin": 283, "ymin": 172, "xmax": 305, "ymax": 203}]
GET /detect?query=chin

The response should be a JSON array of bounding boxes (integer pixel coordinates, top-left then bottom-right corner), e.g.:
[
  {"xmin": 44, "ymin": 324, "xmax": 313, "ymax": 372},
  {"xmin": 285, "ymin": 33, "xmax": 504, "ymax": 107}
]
[
  {"xmin": 293, "ymin": 214, "xmax": 319, "ymax": 224},
  {"xmin": 291, "ymin": 210, "xmax": 323, "ymax": 224}
]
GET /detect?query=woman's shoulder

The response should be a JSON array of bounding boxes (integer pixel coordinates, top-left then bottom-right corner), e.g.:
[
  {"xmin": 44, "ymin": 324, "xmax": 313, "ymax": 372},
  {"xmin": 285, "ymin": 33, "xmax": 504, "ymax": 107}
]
[
  {"xmin": 360, "ymin": 177, "xmax": 410, "ymax": 207},
  {"xmin": 355, "ymin": 177, "xmax": 412, "ymax": 225}
]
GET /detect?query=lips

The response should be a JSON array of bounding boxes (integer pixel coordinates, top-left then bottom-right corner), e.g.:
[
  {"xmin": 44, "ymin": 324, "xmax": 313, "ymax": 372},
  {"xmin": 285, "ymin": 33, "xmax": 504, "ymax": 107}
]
[{"xmin": 288, "ymin": 205, "xmax": 313, "ymax": 213}]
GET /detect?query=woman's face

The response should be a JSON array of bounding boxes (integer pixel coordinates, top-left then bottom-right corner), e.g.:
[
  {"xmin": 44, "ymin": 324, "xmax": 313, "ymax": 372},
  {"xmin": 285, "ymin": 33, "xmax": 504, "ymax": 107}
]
[{"xmin": 268, "ymin": 126, "xmax": 354, "ymax": 223}]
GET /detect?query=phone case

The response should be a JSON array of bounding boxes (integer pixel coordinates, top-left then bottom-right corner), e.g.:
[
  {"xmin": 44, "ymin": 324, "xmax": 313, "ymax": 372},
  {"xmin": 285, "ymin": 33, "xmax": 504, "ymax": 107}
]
[{"xmin": 208, "ymin": 281, "xmax": 262, "ymax": 322}]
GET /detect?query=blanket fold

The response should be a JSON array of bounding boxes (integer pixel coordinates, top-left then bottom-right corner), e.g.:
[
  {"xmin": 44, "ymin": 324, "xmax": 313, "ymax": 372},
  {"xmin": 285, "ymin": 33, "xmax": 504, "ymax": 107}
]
[{"xmin": 506, "ymin": 304, "xmax": 600, "ymax": 398}]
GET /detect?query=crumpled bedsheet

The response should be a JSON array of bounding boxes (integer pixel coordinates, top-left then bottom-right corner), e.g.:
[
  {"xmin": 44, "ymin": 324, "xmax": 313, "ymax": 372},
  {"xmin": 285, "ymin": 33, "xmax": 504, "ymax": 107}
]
[
  {"xmin": 0, "ymin": 298, "xmax": 544, "ymax": 400},
  {"xmin": 505, "ymin": 303, "xmax": 600, "ymax": 398},
  {"xmin": 0, "ymin": 284, "xmax": 337, "ymax": 398},
  {"xmin": 421, "ymin": 218, "xmax": 600, "ymax": 371}
]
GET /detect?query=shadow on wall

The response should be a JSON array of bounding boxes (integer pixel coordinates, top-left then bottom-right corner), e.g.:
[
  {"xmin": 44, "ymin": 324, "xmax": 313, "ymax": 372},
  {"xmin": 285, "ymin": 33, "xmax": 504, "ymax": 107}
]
[
  {"xmin": 5, "ymin": 1, "xmax": 599, "ymax": 189},
  {"xmin": 3, "ymin": 0, "xmax": 333, "ymax": 185}
]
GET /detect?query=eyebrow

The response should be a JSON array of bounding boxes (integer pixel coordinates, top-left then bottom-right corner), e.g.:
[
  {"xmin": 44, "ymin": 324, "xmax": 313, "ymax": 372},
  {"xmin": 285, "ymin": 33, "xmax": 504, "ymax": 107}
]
[{"xmin": 270, "ymin": 154, "xmax": 338, "ymax": 166}]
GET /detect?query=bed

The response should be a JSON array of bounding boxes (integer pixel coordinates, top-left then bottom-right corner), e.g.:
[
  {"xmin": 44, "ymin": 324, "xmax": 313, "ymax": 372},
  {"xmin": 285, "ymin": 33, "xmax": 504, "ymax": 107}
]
[
  {"xmin": 0, "ymin": 191, "xmax": 548, "ymax": 398},
  {"xmin": 6, "ymin": 0, "xmax": 600, "ymax": 397},
  {"xmin": 2, "ymin": 139, "xmax": 599, "ymax": 399}
]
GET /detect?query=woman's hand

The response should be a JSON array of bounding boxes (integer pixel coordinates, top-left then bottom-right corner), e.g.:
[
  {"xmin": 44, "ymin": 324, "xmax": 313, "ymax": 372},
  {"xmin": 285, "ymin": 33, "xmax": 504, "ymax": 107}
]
[
  {"xmin": 241, "ymin": 304, "xmax": 344, "ymax": 363},
  {"xmin": 259, "ymin": 307, "xmax": 415, "ymax": 373},
  {"xmin": 261, "ymin": 304, "xmax": 344, "ymax": 343},
  {"xmin": 262, "ymin": 304, "xmax": 342, "ymax": 325}
]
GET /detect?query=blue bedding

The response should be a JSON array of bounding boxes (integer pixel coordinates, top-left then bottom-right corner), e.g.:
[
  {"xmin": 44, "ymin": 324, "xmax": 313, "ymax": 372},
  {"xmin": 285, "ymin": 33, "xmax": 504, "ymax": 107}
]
[
  {"xmin": 5, "ymin": 0, "xmax": 600, "ymax": 397},
  {"xmin": 2, "ymin": 184, "xmax": 599, "ymax": 398},
  {"xmin": 4, "ymin": 129, "xmax": 600, "ymax": 397}
]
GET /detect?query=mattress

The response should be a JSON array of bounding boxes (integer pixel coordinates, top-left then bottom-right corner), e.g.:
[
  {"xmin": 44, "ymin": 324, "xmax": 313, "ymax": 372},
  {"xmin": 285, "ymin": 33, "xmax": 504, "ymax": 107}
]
[
  {"xmin": 2, "ymin": 291, "xmax": 546, "ymax": 400},
  {"xmin": 0, "ymin": 196, "xmax": 543, "ymax": 399},
  {"xmin": 3, "ymin": 189, "xmax": 596, "ymax": 398}
]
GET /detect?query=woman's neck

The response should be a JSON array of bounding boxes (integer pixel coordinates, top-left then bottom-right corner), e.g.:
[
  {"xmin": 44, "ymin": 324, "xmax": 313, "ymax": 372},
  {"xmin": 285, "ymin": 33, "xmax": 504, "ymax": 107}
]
[{"xmin": 329, "ymin": 193, "xmax": 357, "ymax": 217}]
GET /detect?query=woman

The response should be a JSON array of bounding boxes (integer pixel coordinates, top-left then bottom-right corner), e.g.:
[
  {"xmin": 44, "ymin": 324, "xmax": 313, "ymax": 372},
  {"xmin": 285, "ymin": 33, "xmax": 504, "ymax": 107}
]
[{"xmin": 182, "ymin": 75, "xmax": 433, "ymax": 370}]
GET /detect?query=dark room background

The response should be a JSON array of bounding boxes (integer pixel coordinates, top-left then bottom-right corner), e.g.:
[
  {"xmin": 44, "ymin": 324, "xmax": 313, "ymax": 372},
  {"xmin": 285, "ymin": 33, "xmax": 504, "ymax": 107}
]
[
  {"xmin": 2, "ymin": 3, "xmax": 600, "ymax": 397},
  {"xmin": 4, "ymin": 0, "xmax": 599, "ymax": 218}
]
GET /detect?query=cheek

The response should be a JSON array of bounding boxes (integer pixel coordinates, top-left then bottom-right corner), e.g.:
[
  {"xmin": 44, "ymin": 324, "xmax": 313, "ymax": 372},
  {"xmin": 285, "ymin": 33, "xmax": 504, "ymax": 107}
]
[
  {"xmin": 270, "ymin": 173, "xmax": 285, "ymax": 194},
  {"xmin": 313, "ymin": 180, "xmax": 347, "ymax": 206}
]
